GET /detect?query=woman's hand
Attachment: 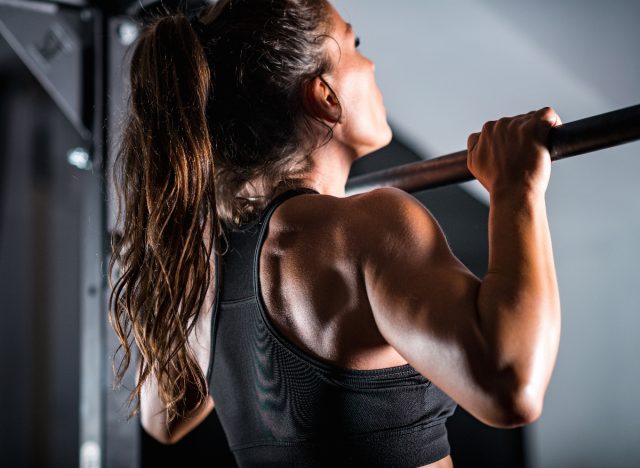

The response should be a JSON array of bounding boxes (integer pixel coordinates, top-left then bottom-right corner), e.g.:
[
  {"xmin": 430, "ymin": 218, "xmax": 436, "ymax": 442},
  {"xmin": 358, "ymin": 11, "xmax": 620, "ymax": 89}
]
[{"xmin": 466, "ymin": 107, "xmax": 562, "ymax": 198}]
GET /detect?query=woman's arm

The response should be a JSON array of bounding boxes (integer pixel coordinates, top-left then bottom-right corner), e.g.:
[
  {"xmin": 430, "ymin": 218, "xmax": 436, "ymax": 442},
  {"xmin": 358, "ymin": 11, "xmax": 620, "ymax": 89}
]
[
  {"xmin": 139, "ymin": 232, "xmax": 219, "ymax": 444},
  {"xmin": 139, "ymin": 363, "xmax": 215, "ymax": 445},
  {"xmin": 359, "ymin": 107, "xmax": 561, "ymax": 428},
  {"xmin": 139, "ymin": 274, "xmax": 217, "ymax": 444}
]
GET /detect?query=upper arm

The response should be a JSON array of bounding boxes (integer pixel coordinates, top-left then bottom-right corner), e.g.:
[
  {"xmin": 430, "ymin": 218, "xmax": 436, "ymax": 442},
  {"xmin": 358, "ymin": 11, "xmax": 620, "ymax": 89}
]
[{"xmin": 356, "ymin": 188, "xmax": 520, "ymax": 427}]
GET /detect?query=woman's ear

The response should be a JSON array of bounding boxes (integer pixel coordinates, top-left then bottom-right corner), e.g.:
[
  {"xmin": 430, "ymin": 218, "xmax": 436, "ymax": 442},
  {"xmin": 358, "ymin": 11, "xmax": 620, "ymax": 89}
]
[{"xmin": 304, "ymin": 75, "xmax": 342, "ymax": 123}]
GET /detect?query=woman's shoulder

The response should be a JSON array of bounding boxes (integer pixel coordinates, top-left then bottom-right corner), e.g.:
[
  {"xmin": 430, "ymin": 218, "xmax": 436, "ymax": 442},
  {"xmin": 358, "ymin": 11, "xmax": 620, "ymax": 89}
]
[
  {"xmin": 346, "ymin": 186, "xmax": 423, "ymax": 216},
  {"xmin": 271, "ymin": 187, "xmax": 413, "ymax": 225},
  {"xmin": 345, "ymin": 188, "xmax": 444, "ymax": 256},
  {"xmin": 270, "ymin": 187, "xmax": 438, "ymax": 253}
]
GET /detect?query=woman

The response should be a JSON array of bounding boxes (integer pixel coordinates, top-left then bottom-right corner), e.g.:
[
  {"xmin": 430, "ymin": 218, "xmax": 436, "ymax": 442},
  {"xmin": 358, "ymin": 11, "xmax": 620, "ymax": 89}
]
[{"xmin": 109, "ymin": 0, "xmax": 561, "ymax": 466}]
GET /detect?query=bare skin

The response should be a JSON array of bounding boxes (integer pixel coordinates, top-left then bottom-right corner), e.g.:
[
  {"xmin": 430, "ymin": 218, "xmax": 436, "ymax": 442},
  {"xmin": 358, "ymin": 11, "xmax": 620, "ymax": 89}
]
[{"xmin": 141, "ymin": 3, "xmax": 561, "ymax": 467}]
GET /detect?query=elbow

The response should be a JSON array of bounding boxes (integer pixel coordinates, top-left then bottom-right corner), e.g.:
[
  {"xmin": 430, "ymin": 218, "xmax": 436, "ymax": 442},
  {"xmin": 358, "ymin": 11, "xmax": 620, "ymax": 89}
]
[
  {"xmin": 500, "ymin": 390, "xmax": 543, "ymax": 428},
  {"xmin": 491, "ymin": 382, "xmax": 544, "ymax": 428},
  {"xmin": 156, "ymin": 435, "xmax": 176, "ymax": 446},
  {"xmin": 141, "ymin": 423, "xmax": 179, "ymax": 446}
]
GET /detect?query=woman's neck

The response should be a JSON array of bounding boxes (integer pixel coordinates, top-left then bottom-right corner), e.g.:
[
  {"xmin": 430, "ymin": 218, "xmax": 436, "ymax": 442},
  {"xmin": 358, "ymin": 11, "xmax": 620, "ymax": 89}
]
[
  {"xmin": 295, "ymin": 142, "xmax": 355, "ymax": 197},
  {"xmin": 244, "ymin": 139, "xmax": 357, "ymax": 199}
]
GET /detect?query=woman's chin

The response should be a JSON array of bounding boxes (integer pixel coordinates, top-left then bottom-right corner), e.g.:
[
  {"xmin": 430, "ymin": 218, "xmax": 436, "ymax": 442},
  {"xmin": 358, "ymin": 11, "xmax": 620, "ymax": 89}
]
[
  {"xmin": 383, "ymin": 124, "xmax": 393, "ymax": 145},
  {"xmin": 353, "ymin": 123, "xmax": 394, "ymax": 158},
  {"xmin": 375, "ymin": 125, "xmax": 394, "ymax": 150}
]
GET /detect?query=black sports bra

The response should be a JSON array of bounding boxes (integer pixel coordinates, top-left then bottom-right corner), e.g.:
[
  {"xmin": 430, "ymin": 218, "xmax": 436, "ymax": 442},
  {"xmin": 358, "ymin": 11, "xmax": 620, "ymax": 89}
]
[{"xmin": 207, "ymin": 188, "xmax": 457, "ymax": 467}]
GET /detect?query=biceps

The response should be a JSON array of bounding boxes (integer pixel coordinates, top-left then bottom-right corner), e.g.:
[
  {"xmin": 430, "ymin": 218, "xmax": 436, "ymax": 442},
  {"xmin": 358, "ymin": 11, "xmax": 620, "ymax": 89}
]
[{"xmin": 367, "ymin": 251, "xmax": 483, "ymax": 367}]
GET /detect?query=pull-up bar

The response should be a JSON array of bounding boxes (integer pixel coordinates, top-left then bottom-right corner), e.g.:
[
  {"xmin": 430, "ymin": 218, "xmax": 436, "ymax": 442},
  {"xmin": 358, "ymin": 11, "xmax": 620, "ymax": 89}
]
[{"xmin": 346, "ymin": 104, "xmax": 640, "ymax": 195}]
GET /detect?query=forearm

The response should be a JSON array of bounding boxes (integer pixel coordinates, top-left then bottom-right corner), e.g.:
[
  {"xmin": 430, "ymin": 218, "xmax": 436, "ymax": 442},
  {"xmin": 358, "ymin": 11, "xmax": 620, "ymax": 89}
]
[{"xmin": 476, "ymin": 190, "xmax": 561, "ymax": 407}]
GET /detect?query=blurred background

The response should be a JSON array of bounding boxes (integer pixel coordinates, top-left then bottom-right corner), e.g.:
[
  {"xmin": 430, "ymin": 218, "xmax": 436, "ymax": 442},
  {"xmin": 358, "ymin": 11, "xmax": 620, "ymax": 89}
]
[{"xmin": 1, "ymin": 0, "xmax": 638, "ymax": 467}]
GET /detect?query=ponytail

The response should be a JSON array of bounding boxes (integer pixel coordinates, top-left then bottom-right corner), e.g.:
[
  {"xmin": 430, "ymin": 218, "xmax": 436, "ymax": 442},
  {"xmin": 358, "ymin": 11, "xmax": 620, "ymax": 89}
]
[{"xmin": 108, "ymin": 13, "xmax": 219, "ymax": 426}]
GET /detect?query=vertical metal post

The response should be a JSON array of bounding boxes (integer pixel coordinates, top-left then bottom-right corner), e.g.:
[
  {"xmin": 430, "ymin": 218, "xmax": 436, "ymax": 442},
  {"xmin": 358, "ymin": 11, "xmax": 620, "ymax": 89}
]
[{"xmin": 78, "ymin": 5, "xmax": 106, "ymax": 468}]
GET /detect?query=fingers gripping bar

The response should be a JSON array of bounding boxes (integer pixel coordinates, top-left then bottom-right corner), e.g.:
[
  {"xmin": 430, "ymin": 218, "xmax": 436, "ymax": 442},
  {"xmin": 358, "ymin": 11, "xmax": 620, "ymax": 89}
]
[{"xmin": 345, "ymin": 104, "xmax": 640, "ymax": 195}]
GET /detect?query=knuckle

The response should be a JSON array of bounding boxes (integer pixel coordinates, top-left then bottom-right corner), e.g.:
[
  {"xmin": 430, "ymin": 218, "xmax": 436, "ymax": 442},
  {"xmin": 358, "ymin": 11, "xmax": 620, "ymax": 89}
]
[
  {"xmin": 497, "ymin": 116, "xmax": 517, "ymax": 133},
  {"xmin": 467, "ymin": 132, "xmax": 479, "ymax": 149},
  {"xmin": 507, "ymin": 116, "xmax": 521, "ymax": 129},
  {"xmin": 482, "ymin": 120, "xmax": 495, "ymax": 132},
  {"xmin": 517, "ymin": 118, "xmax": 530, "ymax": 133}
]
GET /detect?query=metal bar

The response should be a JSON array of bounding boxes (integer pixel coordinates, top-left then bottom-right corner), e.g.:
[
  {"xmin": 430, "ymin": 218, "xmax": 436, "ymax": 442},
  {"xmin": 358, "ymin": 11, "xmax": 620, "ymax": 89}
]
[{"xmin": 346, "ymin": 104, "xmax": 640, "ymax": 195}]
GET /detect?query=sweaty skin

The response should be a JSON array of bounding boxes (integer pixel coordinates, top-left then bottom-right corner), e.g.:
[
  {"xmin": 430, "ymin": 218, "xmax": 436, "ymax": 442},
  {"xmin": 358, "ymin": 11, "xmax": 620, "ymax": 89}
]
[{"xmin": 140, "ymin": 4, "xmax": 561, "ymax": 468}]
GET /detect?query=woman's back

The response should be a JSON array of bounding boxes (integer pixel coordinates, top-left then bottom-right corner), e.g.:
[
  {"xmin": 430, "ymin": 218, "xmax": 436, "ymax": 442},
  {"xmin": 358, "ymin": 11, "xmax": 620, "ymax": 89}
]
[
  {"xmin": 260, "ymin": 189, "xmax": 409, "ymax": 370},
  {"xmin": 207, "ymin": 187, "xmax": 457, "ymax": 466},
  {"xmin": 187, "ymin": 188, "xmax": 411, "ymax": 377}
]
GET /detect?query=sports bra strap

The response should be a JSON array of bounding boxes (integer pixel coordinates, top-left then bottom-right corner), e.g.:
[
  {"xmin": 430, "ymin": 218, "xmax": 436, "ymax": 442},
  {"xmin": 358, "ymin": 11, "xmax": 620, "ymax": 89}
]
[
  {"xmin": 256, "ymin": 187, "xmax": 319, "ymax": 227},
  {"xmin": 253, "ymin": 186, "xmax": 319, "ymax": 295},
  {"xmin": 206, "ymin": 187, "xmax": 318, "ymax": 384}
]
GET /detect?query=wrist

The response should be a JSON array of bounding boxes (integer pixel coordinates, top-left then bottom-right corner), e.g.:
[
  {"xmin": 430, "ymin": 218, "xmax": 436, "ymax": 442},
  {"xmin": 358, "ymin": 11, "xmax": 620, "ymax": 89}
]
[{"xmin": 490, "ymin": 184, "xmax": 547, "ymax": 207}]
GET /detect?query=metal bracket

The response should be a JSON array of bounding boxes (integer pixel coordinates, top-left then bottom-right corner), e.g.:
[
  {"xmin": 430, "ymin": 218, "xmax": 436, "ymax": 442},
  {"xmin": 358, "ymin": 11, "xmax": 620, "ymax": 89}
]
[{"xmin": 0, "ymin": 0, "xmax": 93, "ymax": 141}]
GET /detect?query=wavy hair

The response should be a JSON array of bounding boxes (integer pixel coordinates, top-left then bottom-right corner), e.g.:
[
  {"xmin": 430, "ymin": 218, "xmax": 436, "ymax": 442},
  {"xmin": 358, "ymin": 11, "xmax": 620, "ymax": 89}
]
[{"xmin": 108, "ymin": 0, "xmax": 334, "ymax": 428}]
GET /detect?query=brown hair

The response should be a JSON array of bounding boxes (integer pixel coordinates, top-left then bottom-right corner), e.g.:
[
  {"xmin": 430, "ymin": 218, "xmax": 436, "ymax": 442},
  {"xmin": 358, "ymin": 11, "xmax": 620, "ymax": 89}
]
[{"xmin": 108, "ymin": 0, "xmax": 334, "ymax": 428}]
